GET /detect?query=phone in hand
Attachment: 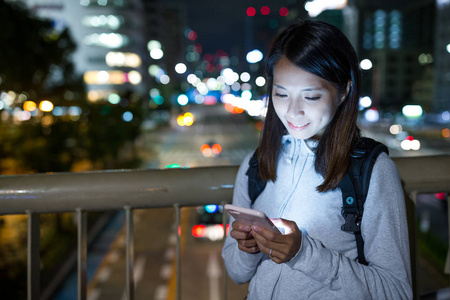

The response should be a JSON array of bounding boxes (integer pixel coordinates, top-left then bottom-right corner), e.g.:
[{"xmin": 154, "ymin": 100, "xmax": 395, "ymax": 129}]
[{"xmin": 224, "ymin": 204, "xmax": 282, "ymax": 234}]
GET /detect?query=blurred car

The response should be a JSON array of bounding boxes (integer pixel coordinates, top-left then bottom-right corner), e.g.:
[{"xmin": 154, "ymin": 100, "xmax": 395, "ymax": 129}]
[
  {"xmin": 200, "ymin": 142, "xmax": 222, "ymax": 158},
  {"xmin": 400, "ymin": 135, "xmax": 421, "ymax": 151},
  {"xmin": 191, "ymin": 205, "xmax": 229, "ymax": 241}
]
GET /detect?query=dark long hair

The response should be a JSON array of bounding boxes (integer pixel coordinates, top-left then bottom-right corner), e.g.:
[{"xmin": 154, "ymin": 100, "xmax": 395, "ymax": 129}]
[{"xmin": 259, "ymin": 20, "xmax": 361, "ymax": 192}]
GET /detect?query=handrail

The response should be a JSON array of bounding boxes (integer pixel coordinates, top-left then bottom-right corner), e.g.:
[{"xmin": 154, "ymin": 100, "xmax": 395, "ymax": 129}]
[
  {"xmin": 0, "ymin": 166, "xmax": 239, "ymax": 215},
  {"xmin": 1, "ymin": 155, "xmax": 450, "ymax": 300}
]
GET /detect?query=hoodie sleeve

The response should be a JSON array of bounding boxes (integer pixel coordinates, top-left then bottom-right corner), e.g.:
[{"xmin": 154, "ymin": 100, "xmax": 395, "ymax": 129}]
[
  {"xmin": 286, "ymin": 153, "xmax": 413, "ymax": 299},
  {"xmin": 222, "ymin": 152, "xmax": 265, "ymax": 284}
]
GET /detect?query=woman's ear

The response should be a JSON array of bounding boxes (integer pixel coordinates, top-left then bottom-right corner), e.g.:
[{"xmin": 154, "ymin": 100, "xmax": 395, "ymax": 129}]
[{"xmin": 340, "ymin": 80, "xmax": 352, "ymax": 104}]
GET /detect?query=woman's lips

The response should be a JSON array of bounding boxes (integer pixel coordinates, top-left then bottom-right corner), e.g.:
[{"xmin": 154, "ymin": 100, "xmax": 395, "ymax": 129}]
[{"xmin": 287, "ymin": 121, "xmax": 310, "ymax": 131}]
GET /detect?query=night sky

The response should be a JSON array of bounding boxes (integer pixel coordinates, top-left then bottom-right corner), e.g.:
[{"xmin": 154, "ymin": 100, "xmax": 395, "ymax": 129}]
[{"xmin": 168, "ymin": 0, "xmax": 301, "ymax": 55}]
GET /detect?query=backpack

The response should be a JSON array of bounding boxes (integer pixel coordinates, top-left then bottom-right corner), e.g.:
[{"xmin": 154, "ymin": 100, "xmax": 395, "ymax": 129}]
[{"xmin": 245, "ymin": 137, "xmax": 388, "ymax": 265}]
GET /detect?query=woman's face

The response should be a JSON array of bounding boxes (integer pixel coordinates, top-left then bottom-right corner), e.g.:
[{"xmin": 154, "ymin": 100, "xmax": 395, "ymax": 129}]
[{"xmin": 272, "ymin": 56, "xmax": 344, "ymax": 140}]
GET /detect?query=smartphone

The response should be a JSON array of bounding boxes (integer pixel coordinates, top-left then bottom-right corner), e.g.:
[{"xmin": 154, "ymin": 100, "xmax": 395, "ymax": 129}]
[{"xmin": 224, "ymin": 204, "xmax": 281, "ymax": 234}]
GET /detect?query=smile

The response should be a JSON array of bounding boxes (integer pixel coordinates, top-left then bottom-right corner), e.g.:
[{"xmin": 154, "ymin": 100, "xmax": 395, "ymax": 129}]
[{"xmin": 287, "ymin": 121, "xmax": 310, "ymax": 131}]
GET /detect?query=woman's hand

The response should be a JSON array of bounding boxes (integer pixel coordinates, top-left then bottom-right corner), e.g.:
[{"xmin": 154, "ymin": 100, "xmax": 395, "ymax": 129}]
[
  {"xmin": 230, "ymin": 220, "xmax": 260, "ymax": 253},
  {"xmin": 250, "ymin": 218, "xmax": 302, "ymax": 264}
]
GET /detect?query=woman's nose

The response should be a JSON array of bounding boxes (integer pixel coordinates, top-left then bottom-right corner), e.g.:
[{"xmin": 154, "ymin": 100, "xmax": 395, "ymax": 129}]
[{"xmin": 287, "ymin": 99, "xmax": 305, "ymax": 117}]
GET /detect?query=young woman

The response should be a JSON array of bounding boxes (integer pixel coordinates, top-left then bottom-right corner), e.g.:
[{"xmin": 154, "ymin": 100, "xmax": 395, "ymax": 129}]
[{"xmin": 222, "ymin": 20, "xmax": 412, "ymax": 299}]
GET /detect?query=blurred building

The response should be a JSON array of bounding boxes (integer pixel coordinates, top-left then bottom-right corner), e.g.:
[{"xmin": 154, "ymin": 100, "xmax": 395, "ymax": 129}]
[
  {"xmin": 11, "ymin": 0, "xmax": 150, "ymax": 103},
  {"xmin": 308, "ymin": 0, "xmax": 440, "ymax": 113},
  {"xmin": 434, "ymin": 0, "xmax": 450, "ymax": 112},
  {"xmin": 360, "ymin": 0, "xmax": 435, "ymax": 112}
]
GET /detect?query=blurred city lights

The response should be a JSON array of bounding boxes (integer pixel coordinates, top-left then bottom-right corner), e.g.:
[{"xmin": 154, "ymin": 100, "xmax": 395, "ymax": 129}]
[
  {"xmin": 196, "ymin": 82, "xmax": 209, "ymax": 95},
  {"xmin": 401, "ymin": 137, "xmax": 421, "ymax": 151},
  {"xmin": 84, "ymin": 70, "xmax": 141, "ymax": 85},
  {"xmin": 402, "ymin": 105, "xmax": 423, "ymax": 118},
  {"xmin": 231, "ymin": 82, "xmax": 240, "ymax": 91},
  {"xmin": 128, "ymin": 71, "xmax": 142, "ymax": 84},
  {"xmin": 175, "ymin": 63, "xmax": 187, "ymax": 74},
  {"xmin": 41, "ymin": 115, "xmax": 54, "ymax": 126},
  {"xmin": 147, "ymin": 40, "xmax": 162, "ymax": 51},
  {"xmin": 261, "ymin": 6, "xmax": 270, "ymax": 15},
  {"xmin": 255, "ymin": 76, "xmax": 266, "ymax": 87},
  {"xmin": 418, "ymin": 53, "xmax": 433, "ymax": 65},
  {"xmin": 177, "ymin": 94, "xmax": 189, "ymax": 106},
  {"xmin": 187, "ymin": 30, "xmax": 197, "ymax": 41},
  {"xmin": 23, "ymin": 101, "xmax": 37, "ymax": 112},
  {"xmin": 240, "ymin": 72, "xmax": 250, "ymax": 82},
  {"xmin": 154, "ymin": 95, "xmax": 164, "ymax": 105},
  {"xmin": 246, "ymin": 49, "xmax": 263, "ymax": 64},
  {"xmin": 279, "ymin": 7, "xmax": 289, "ymax": 16},
  {"xmin": 222, "ymin": 94, "xmax": 266, "ymax": 117},
  {"xmin": 183, "ymin": 112, "xmax": 194, "ymax": 126},
  {"xmin": 84, "ymin": 33, "xmax": 127, "ymax": 48},
  {"xmin": 442, "ymin": 128, "xmax": 450, "ymax": 138},
  {"xmin": 177, "ymin": 112, "xmax": 195, "ymax": 127},
  {"xmin": 165, "ymin": 163, "xmax": 181, "ymax": 168},
  {"xmin": 149, "ymin": 88, "xmax": 160, "ymax": 98},
  {"xmin": 359, "ymin": 96, "xmax": 372, "ymax": 109},
  {"xmin": 305, "ymin": 0, "xmax": 348, "ymax": 17},
  {"xmin": 360, "ymin": 59, "xmax": 373, "ymax": 70},
  {"xmin": 108, "ymin": 93, "xmax": 120, "ymax": 104},
  {"xmin": 246, "ymin": 7, "xmax": 256, "ymax": 17},
  {"xmin": 201, "ymin": 143, "xmax": 222, "ymax": 158},
  {"xmin": 389, "ymin": 124, "xmax": 403, "ymax": 135},
  {"xmin": 206, "ymin": 78, "xmax": 219, "ymax": 90},
  {"xmin": 192, "ymin": 225, "xmax": 206, "ymax": 238},
  {"xmin": 446, "ymin": 43, "xmax": 450, "ymax": 53},
  {"xmin": 205, "ymin": 205, "xmax": 219, "ymax": 213},
  {"xmin": 221, "ymin": 68, "xmax": 239, "ymax": 85},
  {"xmin": 241, "ymin": 83, "xmax": 252, "ymax": 91},
  {"xmin": 364, "ymin": 108, "xmax": 379, "ymax": 122},
  {"xmin": 194, "ymin": 94, "xmax": 204, "ymax": 104},
  {"xmin": 159, "ymin": 74, "xmax": 170, "ymax": 84},
  {"xmin": 241, "ymin": 90, "xmax": 252, "ymax": 100},
  {"xmin": 148, "ymin": 65, "xmax": 163, "ymax": 77},
  {"xmin": 39, "ymin": 100, "xmax": 54, "ymax": 112},
  {"xmin": 106, "ymin": 52, "xmax": 141, "ymax": 67},
  {"xmin": 150, "ymin": 48, "xmax": 164, "ymax": 60},
  {"xmin": 68, "ymin": 106, "xmax": 82, "ymax": 116},
  {"xmin": 122, "ymin": 111, "xmax": 133, "ymax": 122},
  {"xmin": 442, "ymin": 111, "xmax": 450, "ymax": 121},
  {"xmin": 187, "ymin": 74, "xmax": 199, "ymax": 85}
]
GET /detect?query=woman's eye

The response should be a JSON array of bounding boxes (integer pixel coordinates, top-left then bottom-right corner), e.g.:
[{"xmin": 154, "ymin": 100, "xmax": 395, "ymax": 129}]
[
  {"xmin": 305, "ymin": 96, "xmax": 320, "ymax": 101},
  {"xmin": 274, "ymin": 93, "xmax": 287, "ymax": 98}
]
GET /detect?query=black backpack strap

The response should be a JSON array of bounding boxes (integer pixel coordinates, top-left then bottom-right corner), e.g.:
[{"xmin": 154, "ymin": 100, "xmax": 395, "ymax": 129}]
[
  {"xmin": 340, "ymin": 137, "xmax": 388, "ymax": 265},
  {"xmin": 246, "ymin": 149, "xmax": 267, "ymax": 206}
]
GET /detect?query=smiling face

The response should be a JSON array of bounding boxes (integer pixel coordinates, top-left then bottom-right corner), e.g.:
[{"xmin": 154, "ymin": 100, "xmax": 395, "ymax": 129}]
[{"xmin": 272, "ymin": 56, "xmax": 344, "ymax": 140}]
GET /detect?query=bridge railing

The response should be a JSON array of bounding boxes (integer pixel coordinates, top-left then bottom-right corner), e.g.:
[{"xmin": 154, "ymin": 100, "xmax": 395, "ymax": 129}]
[{"xmin": 1, "ymin": 155, "xmax": 449, "ymax": 300}]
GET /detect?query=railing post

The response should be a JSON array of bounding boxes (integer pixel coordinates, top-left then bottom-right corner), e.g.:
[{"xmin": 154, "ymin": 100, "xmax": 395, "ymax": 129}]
[
  {"xmin": 445, "ymin": 193, "xmax": 450, "ymax": 281},
  {"xmin": 77, "ymin": 209, "xmax": 87, "ymax": 300},
  {"xmin": 27, "ymin": 211, "xmax": 40, "ymax": 300},
  {"xmin": 221, "ymin": 202, "xmax": 228, "ymax": 300},
  {"xmin": 174, "ymin": 204, "xmax": 181, "ymax": 300},
  {"xmin": 125, "ymin": 206, "xmax": 135, "ymax": 300},
  {"xmin": 405, "ymin": 191, "xmax": 418, "ymax": 300}
]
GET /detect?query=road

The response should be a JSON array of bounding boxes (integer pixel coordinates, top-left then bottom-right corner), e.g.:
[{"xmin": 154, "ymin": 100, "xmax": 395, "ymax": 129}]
[{"xmin": 85, "ymin": 104, "xmax": 258, "ymax": 300}]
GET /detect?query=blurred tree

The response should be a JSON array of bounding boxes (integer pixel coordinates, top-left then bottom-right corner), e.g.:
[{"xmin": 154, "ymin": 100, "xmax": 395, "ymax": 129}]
[{"xmin": 0, "ymin": 0, "xmax": 76, "ymax": 93}]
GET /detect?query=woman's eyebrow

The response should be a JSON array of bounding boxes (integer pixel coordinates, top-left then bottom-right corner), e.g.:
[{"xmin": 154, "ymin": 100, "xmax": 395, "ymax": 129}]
[
  {"xmin": 273, "ymin": 84, "xmax": 323, "ymax": 92},
  {"xmin": 273, "ymin": 84, "xmax": 287, "ymax": 90}
]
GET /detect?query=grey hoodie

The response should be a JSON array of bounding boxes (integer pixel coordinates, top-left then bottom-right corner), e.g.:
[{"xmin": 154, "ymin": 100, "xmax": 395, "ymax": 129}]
[{"xmin": 222, "ymin": 135, "xmax": 412, "ymax": 299}]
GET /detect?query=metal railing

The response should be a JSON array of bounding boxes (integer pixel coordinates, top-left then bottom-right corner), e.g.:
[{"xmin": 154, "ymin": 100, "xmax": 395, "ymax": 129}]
[{"xmin": 1, "ymin": 155, "xmax": 450, "ymax": 300}]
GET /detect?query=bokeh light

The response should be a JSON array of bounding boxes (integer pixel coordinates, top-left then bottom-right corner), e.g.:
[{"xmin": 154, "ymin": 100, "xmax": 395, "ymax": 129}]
[
  {"xmin": 246, "ymin": 7, "xmax": 256, "ymax": 17},
  {"xmin": 261, "ymin": 6, "xmax": 270, "ymax": 15},
  {"xmin": 279, "ymin": 7, "xmax": 289, "ymax": 16},
  {"xmin": 39, "ymin": 100, "xmax": 54, "ymax": 112}
]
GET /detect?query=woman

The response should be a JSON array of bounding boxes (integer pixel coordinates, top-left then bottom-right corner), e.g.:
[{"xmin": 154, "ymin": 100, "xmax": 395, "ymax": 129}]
[{"xmin": 222, "ymin": 20, "xmax": 412, "ymax": 299}]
